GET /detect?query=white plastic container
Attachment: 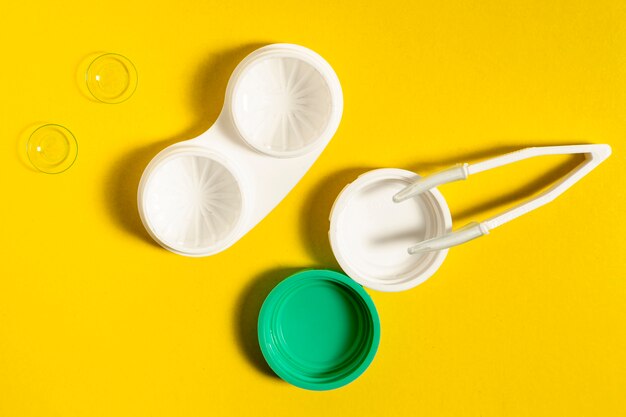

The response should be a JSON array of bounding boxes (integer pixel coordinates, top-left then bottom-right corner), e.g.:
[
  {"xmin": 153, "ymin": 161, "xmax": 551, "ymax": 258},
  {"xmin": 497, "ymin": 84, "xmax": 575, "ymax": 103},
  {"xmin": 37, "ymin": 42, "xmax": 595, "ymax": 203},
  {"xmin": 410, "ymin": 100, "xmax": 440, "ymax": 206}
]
[{"xmin": 138, "ymin": 44, "xmax": 343, "ymax": 256}]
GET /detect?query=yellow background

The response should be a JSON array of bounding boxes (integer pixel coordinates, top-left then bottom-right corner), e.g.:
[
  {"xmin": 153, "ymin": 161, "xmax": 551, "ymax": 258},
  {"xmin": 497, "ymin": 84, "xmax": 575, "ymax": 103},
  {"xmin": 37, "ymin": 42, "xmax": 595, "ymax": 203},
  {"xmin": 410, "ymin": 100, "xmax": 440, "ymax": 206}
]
[{"xmin": 1, "ymin": 0, "xmax": 625, "ymax": 416}]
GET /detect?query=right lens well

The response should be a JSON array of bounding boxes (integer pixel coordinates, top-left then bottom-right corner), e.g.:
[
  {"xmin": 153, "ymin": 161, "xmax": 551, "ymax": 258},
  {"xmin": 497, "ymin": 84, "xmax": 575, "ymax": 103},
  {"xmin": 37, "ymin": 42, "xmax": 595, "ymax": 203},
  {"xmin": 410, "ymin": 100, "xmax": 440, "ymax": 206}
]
[{"xmin": 231, "ymin": 54, "xmax": 333, "ymax": 157}]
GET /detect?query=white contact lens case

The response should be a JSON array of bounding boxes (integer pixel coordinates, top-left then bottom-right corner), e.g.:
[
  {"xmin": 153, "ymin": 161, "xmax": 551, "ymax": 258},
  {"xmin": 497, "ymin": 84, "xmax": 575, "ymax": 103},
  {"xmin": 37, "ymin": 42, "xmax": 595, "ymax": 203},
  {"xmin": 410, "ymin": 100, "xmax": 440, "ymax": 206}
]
[{"xmin": 138, "ymin": 44, "xmax": 343, "ymax": 256}]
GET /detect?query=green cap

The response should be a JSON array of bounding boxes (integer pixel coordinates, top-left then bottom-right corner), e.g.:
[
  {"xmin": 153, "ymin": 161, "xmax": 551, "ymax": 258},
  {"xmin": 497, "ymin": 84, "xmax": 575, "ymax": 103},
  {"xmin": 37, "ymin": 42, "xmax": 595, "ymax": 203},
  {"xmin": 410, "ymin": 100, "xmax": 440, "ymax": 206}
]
[{"xmin": 258, "ymin": 269, "xmax": 380, "ymax": 390}]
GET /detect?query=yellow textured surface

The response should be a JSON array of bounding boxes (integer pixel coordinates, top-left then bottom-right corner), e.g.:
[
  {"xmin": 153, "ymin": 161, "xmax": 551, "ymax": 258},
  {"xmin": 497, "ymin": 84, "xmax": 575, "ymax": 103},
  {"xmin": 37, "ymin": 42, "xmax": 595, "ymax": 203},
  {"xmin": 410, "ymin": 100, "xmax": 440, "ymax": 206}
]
[{"xmin": 1, "ymin": 1, "xmax": 625, "ymax": 416}]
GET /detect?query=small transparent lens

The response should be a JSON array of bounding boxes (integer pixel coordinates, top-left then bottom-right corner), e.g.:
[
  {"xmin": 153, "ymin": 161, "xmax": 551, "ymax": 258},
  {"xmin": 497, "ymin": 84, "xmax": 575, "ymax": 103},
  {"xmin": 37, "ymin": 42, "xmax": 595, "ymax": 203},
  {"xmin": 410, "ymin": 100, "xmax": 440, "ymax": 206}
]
[
  {"xmin": 27, "ymin": 124, "xmax": 78, "ymax": 174},
  {"xmin": 86, "ymin": 53, "xmax": 138, "ymax": 104}
]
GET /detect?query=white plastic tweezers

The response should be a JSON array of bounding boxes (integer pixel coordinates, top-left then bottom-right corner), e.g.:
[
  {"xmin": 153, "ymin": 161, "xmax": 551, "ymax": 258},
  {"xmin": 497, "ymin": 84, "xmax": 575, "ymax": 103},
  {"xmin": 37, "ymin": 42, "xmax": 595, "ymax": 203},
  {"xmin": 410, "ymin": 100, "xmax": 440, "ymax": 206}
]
[{"xmin": 393, "ymin": 144, "xmax": 612, "ymax": 255}]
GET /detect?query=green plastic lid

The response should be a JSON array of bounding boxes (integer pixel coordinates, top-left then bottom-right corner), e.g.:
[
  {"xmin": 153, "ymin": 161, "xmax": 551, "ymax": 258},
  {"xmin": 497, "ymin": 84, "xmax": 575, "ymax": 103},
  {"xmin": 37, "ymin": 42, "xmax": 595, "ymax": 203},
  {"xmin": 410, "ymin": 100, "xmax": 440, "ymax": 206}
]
[{"xmin": 258, "ymin": 269, "xmax": 380, "ymax": 390}]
